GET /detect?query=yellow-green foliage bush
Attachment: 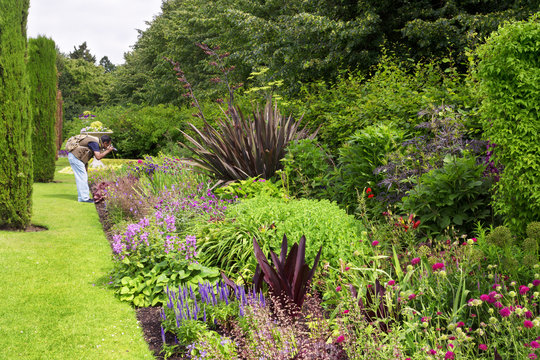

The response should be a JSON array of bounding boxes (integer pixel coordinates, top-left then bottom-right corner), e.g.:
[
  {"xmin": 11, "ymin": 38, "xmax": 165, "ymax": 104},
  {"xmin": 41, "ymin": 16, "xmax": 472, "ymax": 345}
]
[{"xmin": 474, "ymin": 15, "xmax": 540, "ymax": 235}]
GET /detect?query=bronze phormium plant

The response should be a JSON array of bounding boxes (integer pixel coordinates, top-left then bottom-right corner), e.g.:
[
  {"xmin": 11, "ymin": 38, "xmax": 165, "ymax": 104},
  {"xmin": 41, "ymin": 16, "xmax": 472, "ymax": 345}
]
[
  {"xmin": 182, "ymin": 101, "xmax": 317, "ymax": 181},
  {"xmin": 166, "ymin": 46, "xmax": 317, "ymax": 182}
]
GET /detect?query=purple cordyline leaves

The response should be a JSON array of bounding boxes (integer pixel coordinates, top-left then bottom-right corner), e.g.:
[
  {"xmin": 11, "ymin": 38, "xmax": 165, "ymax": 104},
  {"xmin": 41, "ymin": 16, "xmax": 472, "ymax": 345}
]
[{"xmin": 252, "ymin": 234, "xmax": 322, "ymax": 310}]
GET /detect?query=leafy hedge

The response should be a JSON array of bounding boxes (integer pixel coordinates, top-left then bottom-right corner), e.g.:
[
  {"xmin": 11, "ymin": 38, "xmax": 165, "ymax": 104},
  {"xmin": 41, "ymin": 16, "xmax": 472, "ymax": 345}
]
[
  {"xmin": 28, "ymin": 36, "xmax": 57, "ymax": 182},
  {"xmin": 474, "ymin": 15, "xmax": 540, "ymax": 235},
  {"xmin": 0, "ymin": 0, "xmax": 33, "ymax": 229}
]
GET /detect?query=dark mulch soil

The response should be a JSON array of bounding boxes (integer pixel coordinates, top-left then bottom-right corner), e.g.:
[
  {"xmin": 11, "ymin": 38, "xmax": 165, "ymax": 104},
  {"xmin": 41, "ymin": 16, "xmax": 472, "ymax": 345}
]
[
  {"xmin": 94, "ymin": 200, "xmax": 182, "ymax": 360},
  {"xmin": 0, "ymin": 224, "xmax": 48, "ymax": 232}
]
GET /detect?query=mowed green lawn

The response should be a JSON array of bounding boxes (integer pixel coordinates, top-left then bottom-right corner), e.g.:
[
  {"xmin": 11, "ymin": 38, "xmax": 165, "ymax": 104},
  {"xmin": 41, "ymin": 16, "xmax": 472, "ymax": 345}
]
[{"xmin": 0, "ymin": 158, "xmax": 154, "ymax": 360}]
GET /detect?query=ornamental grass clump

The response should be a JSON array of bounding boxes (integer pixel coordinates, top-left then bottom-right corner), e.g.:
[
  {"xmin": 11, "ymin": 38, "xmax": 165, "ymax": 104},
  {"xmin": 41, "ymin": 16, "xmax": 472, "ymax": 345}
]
[{"xmin": 167, "ymin": 46, "xmax": 318, "ymax": 182}]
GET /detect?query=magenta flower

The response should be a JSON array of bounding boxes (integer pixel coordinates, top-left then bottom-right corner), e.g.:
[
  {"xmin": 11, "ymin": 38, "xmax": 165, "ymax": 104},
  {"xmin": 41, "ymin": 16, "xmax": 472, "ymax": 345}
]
[
  {"xmin": 520, "ymin": 285, "xmax": 531, "ymax": 295},
  {"xmin": 388, "ymin": 280, "xmax": 395, "ymax": 286},
  {"xmin": 480, "ymin": 294, "xmax": 489, "ymax": 301},
  {"xmin": 479, "ymin": 344, "xmax": 488, "ymax": 351},
  {"xmin": 531, "ymin": 341, "xmax": 540, "ymax": 349},
  {"xmin": 371, "ymin": 240, "xmax": 379, "ymax": 246},
  {"xmin": 524, "ymin": 320, "xmax": 534, "ymax": 328},
  {"xmin": 408, "ymin": 293, "xmax": 416, "ymax": 300},
  {"xmin": 445, "ymin": 351, "xmax": 455, "ymax": 359},
  {"xmin": 411, "ymin": 257, "xmax": 421, "ymax": 265},
  {"xmin": 500, "ymin": 307, "xmax": 511, "ymax": 317},
  {"xmin": 533, "ymin": 279, "xmax": 540, "ymax": 286},
  {"xmin": 432, "ymin": 262, "xmax": 445, "ymax": 271},
  {"xmin": 335, "ymin": 335, "xmax": 345, "ymax": 344},
  {"xmin": 529, "ymin": 354, "xmax": 537, "ymax": 360},
  {"xmin": 456, "ymin": 321, "xmax": 465, "ymax": 327},
  {"xmin": 526, "ymin": 311, "xmax": 534, "ymax": 319},
  {"xmin": 336, "ymin": 286, "xmax": 342, "ymax": 292},
  {"xmin": 427, "ymin": 349, "xmax": 436, "ymax": 355},
  {"xmin": 342, "ymin": 309, "xmax": 349, "ymax": 314}
]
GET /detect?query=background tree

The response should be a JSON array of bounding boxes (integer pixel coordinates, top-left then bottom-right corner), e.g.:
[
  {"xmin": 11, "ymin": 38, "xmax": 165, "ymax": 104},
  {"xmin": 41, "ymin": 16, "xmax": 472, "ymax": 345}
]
[
  {"xmin": 28, "ymin": 36, "xmax": 58, "ymax": 182},
  {"xmin": 0, "ymin": 0, "xmax": 33, "ymax": 229},
  {"xmin": 99, "ymin": 56, "xmax": 116, "ymax": 73},
  {"xmin": 57, "ymin": 53, "xmax": 113, "ymax": 130},
  {"xmin": 69, "ymin": 41, "xmax": 96, "ymax": 64},
  {"xmin": 108, "ymin": 0, "xmax": 537, "ymax": 106}
]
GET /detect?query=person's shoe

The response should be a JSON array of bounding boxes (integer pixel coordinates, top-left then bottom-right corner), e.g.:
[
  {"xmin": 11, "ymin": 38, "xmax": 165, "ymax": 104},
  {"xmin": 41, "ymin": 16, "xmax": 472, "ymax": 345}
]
[{"xmin": 81, "ymin": 199, "xmax": 94, "ymax": 203}]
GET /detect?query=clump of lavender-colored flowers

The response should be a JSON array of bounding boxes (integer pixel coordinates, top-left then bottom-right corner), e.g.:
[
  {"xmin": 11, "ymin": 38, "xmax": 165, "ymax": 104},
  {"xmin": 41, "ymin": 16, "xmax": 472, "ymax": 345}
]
[
  {"xmin": 111, "ymin": 210, "xmax": 197, "ymax": 262},
  {"xmin": 164, "ymin": 281, "xmax": 265, "ymax": 326}
]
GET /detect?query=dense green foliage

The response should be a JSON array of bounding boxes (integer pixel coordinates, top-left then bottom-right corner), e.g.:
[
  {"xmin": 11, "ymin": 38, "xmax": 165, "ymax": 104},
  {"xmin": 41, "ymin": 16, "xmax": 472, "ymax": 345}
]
[
  {"xmin": 195, "ymin": 195, "xmax": 367, "ymax": 280},
  {"xmin": 90, "ymin": 104, "xmax": 188, "ymax": 159},
  {"xmin": 334, "ymin": 124, "xmax": 404, "ymax": 212},
  {"xmin": 280, "ymin": 139, "xmax": 333, "ymax": 201},
  {"xmin": 290, "ymin": 57, "xmax": 474, "ymax": 151},
  {"xmin": 108, "ymin": 0, "xmax": 536, "ymax": 106},
  {"xmin": 400, "ymin": 155, "xmax": 492, "ymax": 237},
  {"xmin": 0, "ymin": 0, "xmax": 33, "ymax": 229},
  {"xmin": 474, "ymin": 16, "xmax": 540, "ymax": 235},
  {"xmin": 57, "ymin": 54, "xmax": 112, "ymax": 124},
  {"xmin": 28, "ymin": 36, "xmax": 58, "ymax": 182}
]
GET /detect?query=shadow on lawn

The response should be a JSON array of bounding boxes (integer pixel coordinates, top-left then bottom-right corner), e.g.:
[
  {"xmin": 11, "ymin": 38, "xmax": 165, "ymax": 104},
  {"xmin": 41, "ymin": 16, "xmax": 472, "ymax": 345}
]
[{"xmin": 42, "ymin": 193, "xmax": 78, "ymax": 201}]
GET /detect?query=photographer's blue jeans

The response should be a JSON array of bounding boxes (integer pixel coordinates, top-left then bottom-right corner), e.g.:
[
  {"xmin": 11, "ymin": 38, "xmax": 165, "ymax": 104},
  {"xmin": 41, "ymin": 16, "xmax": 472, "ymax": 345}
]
[{"xmin": 68, "ymin": 152, "xmax": 91, "ymax": 202}]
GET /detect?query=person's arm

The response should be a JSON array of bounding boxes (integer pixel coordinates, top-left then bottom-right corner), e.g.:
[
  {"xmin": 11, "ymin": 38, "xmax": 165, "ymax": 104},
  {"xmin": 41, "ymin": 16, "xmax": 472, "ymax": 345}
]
[
  {"xmin": 94, "ymin": 146, "xmax": 113, "ymax": 160},
  {"xmin": 88, "ymin": 142, "xmax": 113, "ymax": 160}
]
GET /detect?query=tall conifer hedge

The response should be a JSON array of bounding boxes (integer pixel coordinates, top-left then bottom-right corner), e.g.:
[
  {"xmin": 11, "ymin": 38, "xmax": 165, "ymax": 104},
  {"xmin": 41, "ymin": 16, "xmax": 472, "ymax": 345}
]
[
  {"xmin": 0, "ymin": 0, "xmax": 33, "ymax": 229},
  {"xmin": 28, "ymin": 36, "xmax": 57, "ymax": 182}
]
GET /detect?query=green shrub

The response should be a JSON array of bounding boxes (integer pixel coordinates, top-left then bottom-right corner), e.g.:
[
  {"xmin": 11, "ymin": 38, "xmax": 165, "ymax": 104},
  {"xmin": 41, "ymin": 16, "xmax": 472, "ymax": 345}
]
[
  {"xmin": 64, "ymin": 104, "xmax": 194, "ymax": 159},
  {"xmin": 291, "ymin": 55, "xmax": 473, "ymax": 152},
  {"xmin": 280, "ymin": 139, "xmax": 334, "ymax": 200},
  {"xmin": 194, "ymin": 196, "xmax": 368, "ymax": 281},
  {"xmin": 214, "ymin": 177, "xmax": 286, "ymax": 200},
  {"xmin": 28, "ymin": 36, "xmax": 57, "ymax": 182},
  {"xmin": 97, "ymin": 104, "xmax": 190, "ymax": 159},
  {"xmin": 0, "ymin": 0, "xmax": 33, "ymax": 229},
  {"xmin": 334, "ymin": 124, "xmax": 404, "ymax": 212},
  {"xmin": 400, "ymin": 155, "xmax": 492, "ymax": 238},
  {"xmin": 474, "ymin": 15, "xmax": 540, "ymax": 235}
]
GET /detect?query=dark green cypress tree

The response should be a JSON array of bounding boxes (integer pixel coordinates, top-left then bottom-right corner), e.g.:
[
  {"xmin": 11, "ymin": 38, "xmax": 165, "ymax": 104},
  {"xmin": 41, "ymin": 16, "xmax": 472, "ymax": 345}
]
[
  {"xmin": 0, "ymin": 0, "xmax": 33, "ymax": 229},
  {"xmin": 28, "ymin": 36, "xmax": 57, "ymax": 182}
]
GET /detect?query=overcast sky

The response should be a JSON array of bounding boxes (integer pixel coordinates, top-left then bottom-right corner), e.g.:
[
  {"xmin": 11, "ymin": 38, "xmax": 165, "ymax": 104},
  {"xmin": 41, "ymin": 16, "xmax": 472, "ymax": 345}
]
[{"xmin": 27, "ymin": 0, "xmax": 164, "ymax": 65}]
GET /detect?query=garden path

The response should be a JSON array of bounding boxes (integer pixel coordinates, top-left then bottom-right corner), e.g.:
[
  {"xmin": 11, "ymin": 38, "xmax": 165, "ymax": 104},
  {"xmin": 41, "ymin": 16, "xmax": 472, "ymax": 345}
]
[{"xmin": 0, "ymin": 158, "xmax": 154, "ymax": 360}]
